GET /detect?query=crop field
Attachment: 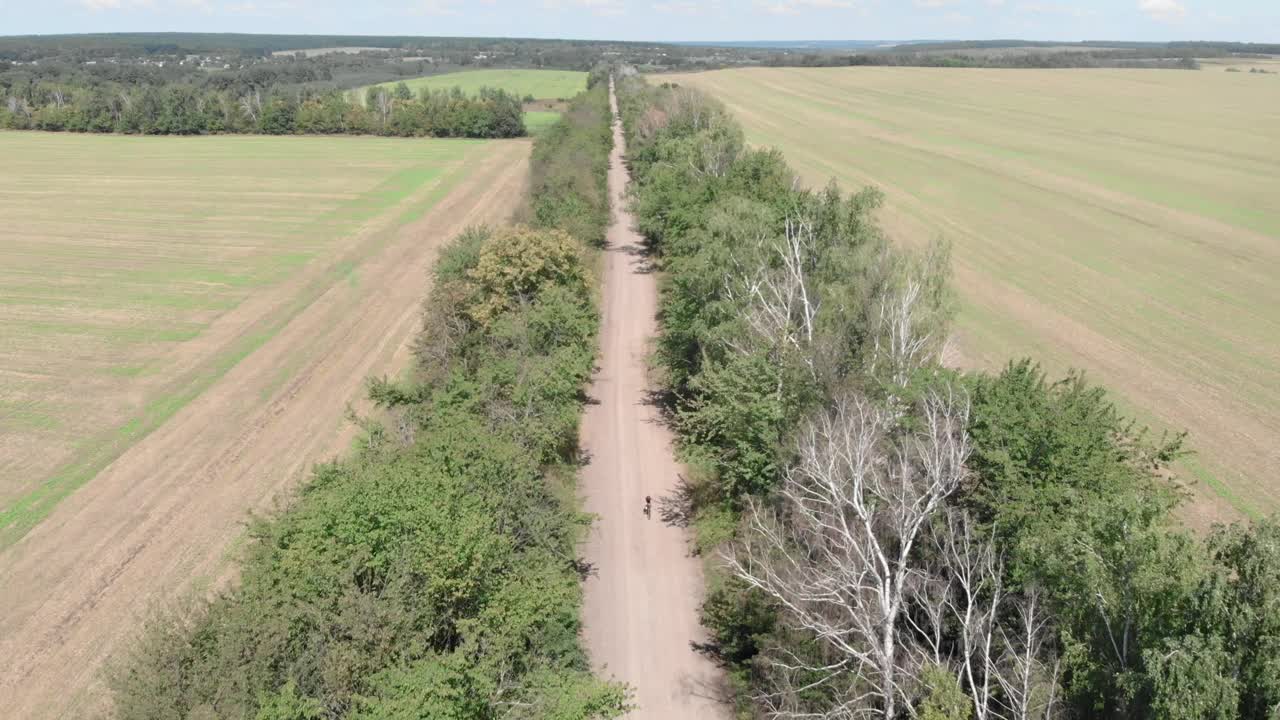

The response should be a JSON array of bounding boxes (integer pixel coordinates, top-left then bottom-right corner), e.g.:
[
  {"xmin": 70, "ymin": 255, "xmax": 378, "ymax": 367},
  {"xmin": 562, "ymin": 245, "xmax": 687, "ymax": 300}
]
[
  {"xmin": 1199, "ymin": 55, "xmax": 1280, "ymax": 73},
  {"xmin": 0, "ymin": 130, "xmax": 532, "ymax": 717},
  {"xmin": 0, "ymin": 132, "xmax": 513, "ymax": 546},
  {"xmin": 362, "ymin": 68, "xmax": 588, "ymax": 100},
  {"xmin": 668, "ymin": 67, "xmax": 1280, "ymax": 522},
  {"xmin": 524, "ymin": 110, "xmax": 563, "ymax": 134}
]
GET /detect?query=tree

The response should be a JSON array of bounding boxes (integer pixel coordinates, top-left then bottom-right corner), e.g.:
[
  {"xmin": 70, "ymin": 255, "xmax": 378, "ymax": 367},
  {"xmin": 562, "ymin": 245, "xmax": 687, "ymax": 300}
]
[
  {"xmin": 254, "ymin": 680, "xmax": 324, "ymax": 720},
  {"xmin": 259, "ymin": 95, "xmax": 297, "ymax": 135},
  {"xmin": 464, "ymin": 226, "xmax": 585, "ymax": 325},
  {"xmin": 729, "ymin": 387, "xmax": 972, "ymax": 718},
  {"xmin": 962, "ymin": 361, "xmax": 1195, "ymax": 718},
  {"xmin": 1191, "ymin": 519, "xmax": 1280, "ymax": 719},
  {"xmin": 1144, "ymin": 636, "xmax": 1238, "ymax": 720}
]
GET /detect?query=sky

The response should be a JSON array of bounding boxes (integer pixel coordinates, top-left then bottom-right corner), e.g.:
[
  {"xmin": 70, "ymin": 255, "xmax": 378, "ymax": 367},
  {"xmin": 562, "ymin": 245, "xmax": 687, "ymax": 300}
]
[{"xmin": 2, "ymin": 0, "xmax": 1277, "ymax": 43}]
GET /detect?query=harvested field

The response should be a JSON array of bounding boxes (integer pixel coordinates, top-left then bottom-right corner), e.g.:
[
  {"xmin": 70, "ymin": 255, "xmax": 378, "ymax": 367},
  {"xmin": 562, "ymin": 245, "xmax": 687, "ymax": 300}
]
[
  {"xmin": 0, "ymin": 133, "xmax": 476, "ymax": 541},
  {"xmin": 0, "ymin": 132, "xmax": 531, "ymax": 718},
  {"xmin": 667, "ymin": 67, "xmax": 1280, "ymax": 522},
  {"xmin": 1199, "ymin": 56, "xmax": 1280, "ymax": 73}
]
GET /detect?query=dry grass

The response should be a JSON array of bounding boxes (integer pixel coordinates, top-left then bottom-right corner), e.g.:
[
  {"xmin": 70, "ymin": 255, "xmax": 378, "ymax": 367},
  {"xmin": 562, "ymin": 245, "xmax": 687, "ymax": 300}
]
[
  {"xmin": 0, "ymin": 132, "xmax": 491, "ymax": 543},
  {"xmin": 666, "ymin": 66, "xmax": 1280, "ymax": 522},
  {"xmin": 0, "ymin": 137, "xmax": 533, "ymax": 720}
]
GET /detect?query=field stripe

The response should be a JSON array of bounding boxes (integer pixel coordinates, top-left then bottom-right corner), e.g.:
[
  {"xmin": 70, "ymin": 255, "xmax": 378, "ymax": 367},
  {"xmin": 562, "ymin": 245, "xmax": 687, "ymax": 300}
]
[
  {"xmin": 0, "ymin": 137, "xmax": 488, "ymax": 547},
  {"xmin": 0, "ymin": 138, "xmax": 533, "ymax": 719}
]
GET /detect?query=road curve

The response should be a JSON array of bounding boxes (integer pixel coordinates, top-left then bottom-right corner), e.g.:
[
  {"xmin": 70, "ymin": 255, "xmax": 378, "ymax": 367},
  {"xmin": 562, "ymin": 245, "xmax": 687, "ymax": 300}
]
[{"xmin": 578, "ymin": 79, "xmax": 729, "ymax": 719}]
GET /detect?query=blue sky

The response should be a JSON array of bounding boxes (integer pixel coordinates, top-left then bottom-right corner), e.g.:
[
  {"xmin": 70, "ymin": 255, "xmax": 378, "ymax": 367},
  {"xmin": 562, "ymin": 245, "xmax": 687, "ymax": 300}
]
[{"xmin": 3, "ymin": 0, "xmax": 1277, "ymax": 43}]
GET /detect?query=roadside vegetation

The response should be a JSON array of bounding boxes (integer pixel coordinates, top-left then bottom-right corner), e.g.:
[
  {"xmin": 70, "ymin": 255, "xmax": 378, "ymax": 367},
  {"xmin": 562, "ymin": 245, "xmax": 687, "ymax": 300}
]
[
  {"xmin": 615, "ymin": 70, "xmax": 1280, "ymax": 720},
  {"xmin": 108, "ymin": 78, "xmax": 628, "ymax": 720},
  {"xmin": 519, "ymin": 71, "xmax": 613, "ymax": 247}
]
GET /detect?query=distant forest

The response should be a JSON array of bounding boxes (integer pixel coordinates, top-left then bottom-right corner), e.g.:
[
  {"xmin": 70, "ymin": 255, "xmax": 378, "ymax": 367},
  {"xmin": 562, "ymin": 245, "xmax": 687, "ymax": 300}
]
[
  {"xmin": 0, "ymin": 34, "xmax": 756, "ymax": 136},
  {"xmin": 765, "ymin": 40, "xmax": 1280, "ymax": 70},
  {"xmin": 2, "ymin": 34, "xmax": 1275, "ymax": 136}
]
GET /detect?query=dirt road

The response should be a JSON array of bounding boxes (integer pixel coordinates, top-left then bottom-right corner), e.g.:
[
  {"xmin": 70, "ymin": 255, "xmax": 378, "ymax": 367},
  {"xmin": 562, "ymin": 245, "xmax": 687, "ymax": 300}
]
[
  {"xmin": 0, "ymin": 140, "xmax": 530, "ymax": 719},
  {"xmin": 579, "ymin": 81, "xmax": 728, "ymax": 718}
]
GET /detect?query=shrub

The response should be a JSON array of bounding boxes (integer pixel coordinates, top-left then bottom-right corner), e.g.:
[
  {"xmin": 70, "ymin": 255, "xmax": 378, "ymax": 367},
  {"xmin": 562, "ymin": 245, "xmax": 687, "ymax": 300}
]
[{"xmin": 111, "ymin": 82, "xmax": 620, "ymax": 719}]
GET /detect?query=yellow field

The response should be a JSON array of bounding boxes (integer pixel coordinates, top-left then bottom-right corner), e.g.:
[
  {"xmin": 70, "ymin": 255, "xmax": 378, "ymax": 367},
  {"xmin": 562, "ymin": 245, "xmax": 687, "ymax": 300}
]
[{"xmin": 667, "ymin": 67, "xmax": 1280, "ymax": 522}]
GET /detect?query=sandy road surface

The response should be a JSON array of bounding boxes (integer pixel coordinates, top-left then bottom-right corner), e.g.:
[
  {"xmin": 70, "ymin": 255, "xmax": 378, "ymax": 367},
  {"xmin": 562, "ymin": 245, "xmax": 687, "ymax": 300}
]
[
  {"xmin": 0, "ymin": 139, "xmax": 530, "ymax": 719},
  {"xmin": 579, "ymin": 81, "xmax": 729, "ymax": 719}
]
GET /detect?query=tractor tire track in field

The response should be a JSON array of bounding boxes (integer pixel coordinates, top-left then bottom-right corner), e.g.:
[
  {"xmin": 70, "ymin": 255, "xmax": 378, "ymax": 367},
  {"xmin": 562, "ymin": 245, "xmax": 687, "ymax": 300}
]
[
  {"xmin": 578, "ymin": 80, "xmax": 729, "ymax": 719},
  {"xmin": 0, "ymin": 139, "xmax": 531, "ymax": 719}
]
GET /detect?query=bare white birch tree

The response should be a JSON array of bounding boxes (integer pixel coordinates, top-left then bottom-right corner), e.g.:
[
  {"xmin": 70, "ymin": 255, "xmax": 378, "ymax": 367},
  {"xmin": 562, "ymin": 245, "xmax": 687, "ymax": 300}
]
[
  {"xmin": 868, "ymin": 278, "xmax": 936, "ymax": 412},
  {"xmin": 239, "ymin": 89, "xmax": 261, "ymax": 125},
  {"xmin": 935, "ymin": 510, "xmax": 1003, "ymax": 720},
  {"xmin": 375, "ymin": 88, "xmax": 393, "ymax": 128},
  {"xmin": 724, "ymin": 215, "xmax": 821, "ymax": 388},
  {"xmin": 910, "ymin": 512, "xmax": 1060, "ymax": 720},
  {"xmin": 866, "ymin": 242, "xmax": 953, "ymax": 411},
  {"xmin": 728, "ymin": 387, "xmax": 973, "ymax": 719},
  {"xmin": 994, "ymin": 589, "xmax": 1061, "ymax": 720}
]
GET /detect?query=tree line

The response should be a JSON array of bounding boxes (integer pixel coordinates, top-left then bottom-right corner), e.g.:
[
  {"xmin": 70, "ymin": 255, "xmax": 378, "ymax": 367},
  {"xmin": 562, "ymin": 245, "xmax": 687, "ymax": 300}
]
[
  {"xmin": 614, "ymin": 70, "xmax": 1280, "ymax": 720},
  {"xmin": 109, "ymin": 82, "xmax": 628, "ymax": 719},
  {"xmin": 0, "ymin": 77, "xmax": 527, "ymax": 137},
  {"xmin": 763, "ymin": 50, "xmax": 1202, "ymax": 70},
  {"xmin": 753, "ymin": 40, "xmax": 1280, "ymax": 71}
]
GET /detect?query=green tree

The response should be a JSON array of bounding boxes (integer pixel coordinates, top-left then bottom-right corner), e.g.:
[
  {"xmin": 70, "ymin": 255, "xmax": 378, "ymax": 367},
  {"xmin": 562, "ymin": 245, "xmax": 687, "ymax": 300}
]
[
  {"xmin": 1145, "ymin": 636, "xmax": 1239, "ymax": 720},
  {"xmin": 917, "ymin": 665, "xmax": 974, "ymax": 720},
  {"xmin": 1193, "ymin": 519, "xmax": 1280, "ymax": 718},
  {"xmin": 465, "ymin": 226, "xmax": 585, "ymax": 325},
  {"xmin": 255, "ymin": 681, "xmax": 324, "ymax": 720}
]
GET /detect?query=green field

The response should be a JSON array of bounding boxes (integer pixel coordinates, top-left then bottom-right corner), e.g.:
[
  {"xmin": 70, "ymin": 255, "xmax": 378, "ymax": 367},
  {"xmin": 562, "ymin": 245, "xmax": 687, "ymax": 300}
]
[
  {"xmin": 523, "ymin": 110, "xmax": 563, "ymax": 134},
  {"xmin": 361, "ymin": 68, "xmax": 587, "ymax": 101},
  {"xmin": 669, "ymin": 67, "xmax": 1280, "ymax": 521},
  {"xmin": 0, "ymin": 132, "xmax": 493, "ymax": 544}
]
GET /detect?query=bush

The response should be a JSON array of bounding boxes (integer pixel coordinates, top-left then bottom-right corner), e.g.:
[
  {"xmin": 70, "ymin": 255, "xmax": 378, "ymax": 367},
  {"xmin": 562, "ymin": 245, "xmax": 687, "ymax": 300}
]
[
  {"xmin": 111, "ymin": 84, "xmax": 620, "ymax": 719},
  {"xmin": 521, "ymin": 83, "xmax": 613, "ymax": 246}
]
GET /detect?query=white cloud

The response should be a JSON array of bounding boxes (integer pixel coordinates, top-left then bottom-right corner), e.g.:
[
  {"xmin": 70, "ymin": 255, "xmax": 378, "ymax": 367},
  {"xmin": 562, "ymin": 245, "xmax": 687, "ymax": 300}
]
[
  {"xmin": 1017, "ymin": 1, "xmax": 1096, "ymax": 18},
  {"xmin": 80, "ymin": 0, "xmax": 276, "ymax": 12},
  {"xmin": 653, "ymin": 0, "xmax": 718, "ymax": 14},
  {"xmin": 417, "ymin": 0, "xmax": 460, "ymax": 15},
  {"xmin": 1137, "ymin": 0, "xmax": 1186, "ymax": 23},
  {"xmin": 914, "ymin": 0, "xmax": 959, "ymax": 8},
  {"xmin": 543, "ymin": 0, "xmax": 626, "ymax": 15},
  {"xmin": 754, "ymin": 0, "xmax": 854, "ymax": 16}
]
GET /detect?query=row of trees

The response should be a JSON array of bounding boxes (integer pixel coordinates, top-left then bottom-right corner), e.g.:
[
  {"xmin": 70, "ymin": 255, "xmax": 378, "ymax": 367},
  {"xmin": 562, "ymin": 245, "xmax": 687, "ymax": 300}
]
[
  {"xmin": 769, "ymin": 50, "xmax": 1202, "ymax": 70},
  {"xmin": 0, "ymin": 80, "xmax": 526, "ymax": 137},
  {"xmin": 615, "ymin": 72, "xmax": 1280, "ymax": 720},
  {"xmin": 518, "ymin": 68, "xmax": 615, "ymax": 246},
  {"xmin": 110, "ymin": 84, "xmax": 628, "ymax": 719}
]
